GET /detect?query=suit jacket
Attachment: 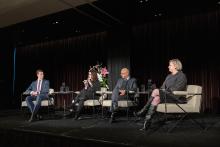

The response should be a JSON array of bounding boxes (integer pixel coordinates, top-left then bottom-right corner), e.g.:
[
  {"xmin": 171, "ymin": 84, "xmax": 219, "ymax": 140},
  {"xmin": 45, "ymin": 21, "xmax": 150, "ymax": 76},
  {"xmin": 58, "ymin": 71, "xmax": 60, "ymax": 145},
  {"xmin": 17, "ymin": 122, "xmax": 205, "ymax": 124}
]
[
  {"xmin": 113, "ymin": 77, "xmax": 138, "ymax": 95},
  {"xmin": 25, "ymin": 79, "xmax": 50, "ymax": 96}
]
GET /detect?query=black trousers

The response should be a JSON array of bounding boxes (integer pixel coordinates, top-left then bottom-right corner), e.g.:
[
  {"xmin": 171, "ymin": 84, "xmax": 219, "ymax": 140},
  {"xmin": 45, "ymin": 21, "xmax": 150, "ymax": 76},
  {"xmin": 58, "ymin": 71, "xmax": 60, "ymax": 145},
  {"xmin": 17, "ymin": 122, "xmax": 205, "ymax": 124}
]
[
  {"xmin": 159, "ymin": 90, "xmax": 187, "ymax": 104},
  {"xmin": 73, "ymin": 89, "xmax": 96, "ymax": 114}
]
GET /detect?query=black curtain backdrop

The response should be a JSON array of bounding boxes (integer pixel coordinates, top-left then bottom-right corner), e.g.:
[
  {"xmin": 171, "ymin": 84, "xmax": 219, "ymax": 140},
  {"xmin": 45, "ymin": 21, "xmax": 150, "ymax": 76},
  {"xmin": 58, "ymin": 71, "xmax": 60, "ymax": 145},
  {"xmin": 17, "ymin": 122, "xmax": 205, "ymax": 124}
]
[
  {"xmin": 13, "ymin": 9, "xmax": 220, "ymax": 112},
  {"xmin": 107, "ymin": 26, "xmax": 131, "ymax": 90},
  {"xmin": 0, "ymin": 29, "xmax": 14, "ymax": 110},
  {"xmin": 131, "ymin": 10, "xmax": 220, "ymax": 112}
]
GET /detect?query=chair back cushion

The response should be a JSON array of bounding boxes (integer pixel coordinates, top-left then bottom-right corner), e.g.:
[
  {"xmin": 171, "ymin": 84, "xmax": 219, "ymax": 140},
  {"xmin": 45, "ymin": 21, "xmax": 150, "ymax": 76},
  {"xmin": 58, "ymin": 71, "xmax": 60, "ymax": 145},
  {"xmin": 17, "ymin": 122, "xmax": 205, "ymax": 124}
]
[
  {"xmin": 21, "ymin": 98, "xmax": 54, "ymax": 107},
  {"xmin": 84, "ymin": 99, "xmax": 101, "ymax": 106},
  {"xmin": 186, "ymin": 85, "xmax": 202, "ymax": 112},
  {"xmin": 102, "ymin": 100, "xmax": 112, "ymax": 107}
]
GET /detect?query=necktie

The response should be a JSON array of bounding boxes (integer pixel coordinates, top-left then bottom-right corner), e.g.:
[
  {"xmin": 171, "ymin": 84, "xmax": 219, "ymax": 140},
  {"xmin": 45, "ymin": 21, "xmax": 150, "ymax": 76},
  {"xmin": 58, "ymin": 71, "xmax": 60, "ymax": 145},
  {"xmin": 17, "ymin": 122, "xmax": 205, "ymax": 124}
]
[{"xmin": 37, "ymin": 80, "xmax": 41, "ymax": 92}]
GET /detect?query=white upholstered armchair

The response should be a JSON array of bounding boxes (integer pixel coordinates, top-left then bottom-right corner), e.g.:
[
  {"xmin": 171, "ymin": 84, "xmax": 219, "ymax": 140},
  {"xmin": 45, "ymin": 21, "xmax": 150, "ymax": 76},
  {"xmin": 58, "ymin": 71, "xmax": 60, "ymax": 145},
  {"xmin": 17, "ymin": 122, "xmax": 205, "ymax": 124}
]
[
  {"xmin": 156, "ymin": 85, "xmax": 204, "ymax": 132},
  {"xmin": 21, "ymin": 88, "xmax": 55, "ymax": 109}
]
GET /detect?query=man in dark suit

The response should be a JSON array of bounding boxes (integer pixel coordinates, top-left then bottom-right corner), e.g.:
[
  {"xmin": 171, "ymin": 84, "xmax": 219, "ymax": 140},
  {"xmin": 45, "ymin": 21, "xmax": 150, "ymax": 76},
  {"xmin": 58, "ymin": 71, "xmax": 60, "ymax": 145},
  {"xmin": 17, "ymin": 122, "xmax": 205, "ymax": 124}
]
[
  {"xmin": 24, "ymin": 69, "xmax": 50, "ymax": 122},
  {"xmin": 110, "ymin": 68, "xmax": 137, "ymax": 123}
]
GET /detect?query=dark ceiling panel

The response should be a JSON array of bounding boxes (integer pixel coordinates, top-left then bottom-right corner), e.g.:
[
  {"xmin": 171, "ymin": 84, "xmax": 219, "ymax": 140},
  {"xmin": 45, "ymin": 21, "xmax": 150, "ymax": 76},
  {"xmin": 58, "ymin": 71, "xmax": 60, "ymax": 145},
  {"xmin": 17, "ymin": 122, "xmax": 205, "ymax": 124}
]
[{"xmin": 1, "ymin": 0, "xmax": 220, "ymax": 46}]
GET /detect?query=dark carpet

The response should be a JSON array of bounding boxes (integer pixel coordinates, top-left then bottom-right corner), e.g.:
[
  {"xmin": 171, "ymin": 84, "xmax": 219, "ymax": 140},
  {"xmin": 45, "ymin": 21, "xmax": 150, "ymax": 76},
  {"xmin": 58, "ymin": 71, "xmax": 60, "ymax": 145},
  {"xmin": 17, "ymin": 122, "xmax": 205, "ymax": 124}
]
[{"xmin": 0, "ymin": 109, "xmax": 220, "ymax": 147}]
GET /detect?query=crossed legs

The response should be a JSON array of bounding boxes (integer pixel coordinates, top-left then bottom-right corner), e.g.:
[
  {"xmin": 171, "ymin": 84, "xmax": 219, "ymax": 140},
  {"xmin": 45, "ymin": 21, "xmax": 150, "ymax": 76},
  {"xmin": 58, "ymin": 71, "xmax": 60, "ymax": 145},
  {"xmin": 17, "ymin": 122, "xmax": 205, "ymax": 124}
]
[{"xmin": 26, "ymin": 94, "xmax": 47, "ymax": 122}]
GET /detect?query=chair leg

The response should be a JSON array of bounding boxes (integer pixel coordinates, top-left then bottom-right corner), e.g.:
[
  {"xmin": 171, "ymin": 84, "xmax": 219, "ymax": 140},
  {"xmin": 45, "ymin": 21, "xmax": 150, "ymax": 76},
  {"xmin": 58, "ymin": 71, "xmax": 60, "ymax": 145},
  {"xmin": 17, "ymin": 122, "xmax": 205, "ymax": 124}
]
[
  {"xmin": 166, "ymin": 103, "xmax": 205, "ymax": 133},
  {"xmin": 168, "ymin": 113, "xmax": 205, "ymax": 133},
  {"xmin": 102, "ymin": 105, "xmax": 104, "ymax": 118},
  {"xmin": 92, "ymin": 106, "xmax": 98, "ymax": 118},
  {"xmin": 47, "ymin": 98, "xmax": 50, "ymax": 116},
  {"xmin": 188, "ymin": 116, "xmax": 205, "ymax": 130},
  {"xmin": 127, "ymin": 107, "xmax": 129, "ymax": 120},
  {"xmin": 46, "ymin": 98, "xmax": 54, "ymax": 118},
  {"xmin": 168, "ymin": 113, "xmax": 187, "ymax": 133}
]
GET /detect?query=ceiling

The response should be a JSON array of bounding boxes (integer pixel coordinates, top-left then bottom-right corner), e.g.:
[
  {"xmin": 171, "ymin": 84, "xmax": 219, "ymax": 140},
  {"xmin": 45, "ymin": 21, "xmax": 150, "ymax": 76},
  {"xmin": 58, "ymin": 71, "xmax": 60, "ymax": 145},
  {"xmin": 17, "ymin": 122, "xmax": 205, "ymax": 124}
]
[
  {"xmin": 1, "ymin": 0, "xmax": 220, "ymax": 46},
  {"xmin": 0, "ymin": 0, "xmax": 96, "ymax": 28}
]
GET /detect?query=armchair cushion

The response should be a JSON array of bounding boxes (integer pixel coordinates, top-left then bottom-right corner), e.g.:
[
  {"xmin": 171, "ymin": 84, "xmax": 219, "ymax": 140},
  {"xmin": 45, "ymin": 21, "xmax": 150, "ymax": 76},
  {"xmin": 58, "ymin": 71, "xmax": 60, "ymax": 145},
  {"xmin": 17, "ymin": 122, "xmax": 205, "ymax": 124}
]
[{"xmin": 172, "ymin": 91, "xmax": 188, "ymax": 96}]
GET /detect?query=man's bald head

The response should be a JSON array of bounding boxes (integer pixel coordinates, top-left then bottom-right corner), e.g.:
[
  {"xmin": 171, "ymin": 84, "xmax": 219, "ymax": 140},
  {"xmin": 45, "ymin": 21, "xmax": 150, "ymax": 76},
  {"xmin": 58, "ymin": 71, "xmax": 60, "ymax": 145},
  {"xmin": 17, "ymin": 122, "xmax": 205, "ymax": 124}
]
[{"xmin": 120, "ymin": 68, "xmax": 130, "ymax": 79}]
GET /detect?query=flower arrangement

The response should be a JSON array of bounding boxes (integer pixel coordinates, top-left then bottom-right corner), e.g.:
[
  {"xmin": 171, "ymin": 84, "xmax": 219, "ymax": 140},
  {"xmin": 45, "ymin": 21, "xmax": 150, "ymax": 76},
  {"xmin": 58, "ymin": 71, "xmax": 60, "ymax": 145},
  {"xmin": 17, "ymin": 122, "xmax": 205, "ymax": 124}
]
[{"xmin": 89, "ymin": 63, "xmax": 109, "ymax": 89}]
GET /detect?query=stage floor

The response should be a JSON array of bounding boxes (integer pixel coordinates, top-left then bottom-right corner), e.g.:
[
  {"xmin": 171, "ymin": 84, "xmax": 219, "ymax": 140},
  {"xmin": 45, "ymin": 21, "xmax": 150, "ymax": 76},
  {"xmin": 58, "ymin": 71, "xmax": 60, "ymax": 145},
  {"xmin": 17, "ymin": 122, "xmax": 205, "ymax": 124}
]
[{"xmin": 0, "ymin": 109, "xmax": 220, "ymax": 147}]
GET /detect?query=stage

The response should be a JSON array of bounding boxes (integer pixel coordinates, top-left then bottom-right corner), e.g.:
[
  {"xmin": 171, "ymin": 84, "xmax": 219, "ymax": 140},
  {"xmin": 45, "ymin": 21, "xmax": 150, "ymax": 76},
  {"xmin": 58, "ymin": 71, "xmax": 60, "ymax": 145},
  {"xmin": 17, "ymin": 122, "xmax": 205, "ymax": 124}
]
[{"xmin": 0, "ymin": 109, "xmax": 220, "ymax": 147}]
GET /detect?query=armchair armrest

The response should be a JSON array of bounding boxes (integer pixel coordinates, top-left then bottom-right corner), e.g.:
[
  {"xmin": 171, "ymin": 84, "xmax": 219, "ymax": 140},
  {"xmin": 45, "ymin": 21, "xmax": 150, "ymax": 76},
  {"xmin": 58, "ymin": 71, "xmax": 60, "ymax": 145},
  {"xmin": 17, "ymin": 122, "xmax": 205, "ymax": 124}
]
[
  {"xmin": 96, "ymin": 91, "xmax": 112, "ymax": 94},
  {"xmin": 22, "ymin": 91, "xmax": 30, "ymax": 95},
  {"xmin": 172, "ymin": 91, "xmax": 188, "ymax": 95},
  {"xmin": 128, "ymin": 91, "xmax": 135, "ymax": 94},
  {"xmin": 75, "ymin": 91, "xmax": 80, "ymax": 95}
]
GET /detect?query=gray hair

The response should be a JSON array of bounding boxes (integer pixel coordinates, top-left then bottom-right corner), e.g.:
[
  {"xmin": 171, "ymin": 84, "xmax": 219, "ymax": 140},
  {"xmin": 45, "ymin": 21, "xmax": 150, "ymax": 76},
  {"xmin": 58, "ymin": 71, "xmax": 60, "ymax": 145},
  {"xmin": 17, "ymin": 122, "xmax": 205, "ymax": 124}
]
[{"xmin": 169, "ymin": 59, "xmax": 182, "ymax": 71}]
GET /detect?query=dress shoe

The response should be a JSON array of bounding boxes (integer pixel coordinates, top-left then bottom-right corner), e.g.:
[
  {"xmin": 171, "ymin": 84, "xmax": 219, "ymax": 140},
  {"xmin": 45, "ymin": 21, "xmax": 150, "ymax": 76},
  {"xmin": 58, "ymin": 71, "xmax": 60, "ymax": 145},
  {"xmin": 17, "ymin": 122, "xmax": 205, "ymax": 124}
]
[
  {"xmin": 28, "ymin": 117, "xmax": 33, "ymax": 122},
  {"xmin": 133, "ymin": 111, "xmax": 141, "ymax": 117},
  {"xmin": 109, "ymin": 117, "xmax": 116, "ymax": 124},
  {"xmin": 74, "ymin": 114, "xmax": 80, "ymax": 120},
  {"xmin": 133, "ymin": 112, "xmax": 141, "ymax": 122},
  {"xmin": 28, "ymin": 113, "xmax": 35, "ymax": 122},
  {"xmin": 109, "ymin": 112, "xmax": 116, "ymax": 123},
  {"xmin": 139, "ymin": 120, "xmax": 151, "ymax": 131}
]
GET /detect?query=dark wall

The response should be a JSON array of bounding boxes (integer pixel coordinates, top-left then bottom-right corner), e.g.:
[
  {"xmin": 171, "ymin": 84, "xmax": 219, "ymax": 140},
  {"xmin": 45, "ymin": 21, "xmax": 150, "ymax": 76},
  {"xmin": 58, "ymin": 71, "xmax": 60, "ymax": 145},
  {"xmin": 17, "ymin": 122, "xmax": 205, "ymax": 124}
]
[{"xmin": 0, "ymin": 29, "xmax": 14, "ymax": 110}]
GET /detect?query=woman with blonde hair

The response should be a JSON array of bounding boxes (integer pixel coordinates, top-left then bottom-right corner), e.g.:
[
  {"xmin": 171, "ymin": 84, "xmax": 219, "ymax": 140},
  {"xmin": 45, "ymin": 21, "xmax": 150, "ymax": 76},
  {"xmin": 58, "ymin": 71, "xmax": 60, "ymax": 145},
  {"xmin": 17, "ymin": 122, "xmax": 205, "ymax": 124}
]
[{"xmin": 134, "ymin": 59, "xmax": 187, "ymax": 130}]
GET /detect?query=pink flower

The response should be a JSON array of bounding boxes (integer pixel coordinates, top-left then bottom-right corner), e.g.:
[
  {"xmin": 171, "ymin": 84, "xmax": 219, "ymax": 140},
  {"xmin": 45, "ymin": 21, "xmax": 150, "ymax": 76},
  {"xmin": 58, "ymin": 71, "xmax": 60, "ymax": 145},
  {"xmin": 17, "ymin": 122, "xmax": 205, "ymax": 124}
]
[
  {"xmin": 89, "ymin": 63, "xmax": 109, "ymax": 89},
  {"xmin": 101, "ymin": 67, "xmax": 109, "ymax": 77},
  {"xmin": 95, "ymin": 65, "xmax": 99, "ymax": 69}
]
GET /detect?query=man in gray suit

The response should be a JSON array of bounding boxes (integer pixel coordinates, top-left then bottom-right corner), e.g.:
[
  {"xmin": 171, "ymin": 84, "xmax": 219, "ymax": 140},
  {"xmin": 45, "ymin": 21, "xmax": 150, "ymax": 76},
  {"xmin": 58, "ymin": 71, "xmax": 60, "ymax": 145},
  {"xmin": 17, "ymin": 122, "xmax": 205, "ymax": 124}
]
[
  {"xmin": 24, "ymin": 69, "xmax": 50, "ymax": 122},
  {"xmin": 110, "ymin": 68, "xmax": 137, "ymax": 123}
]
